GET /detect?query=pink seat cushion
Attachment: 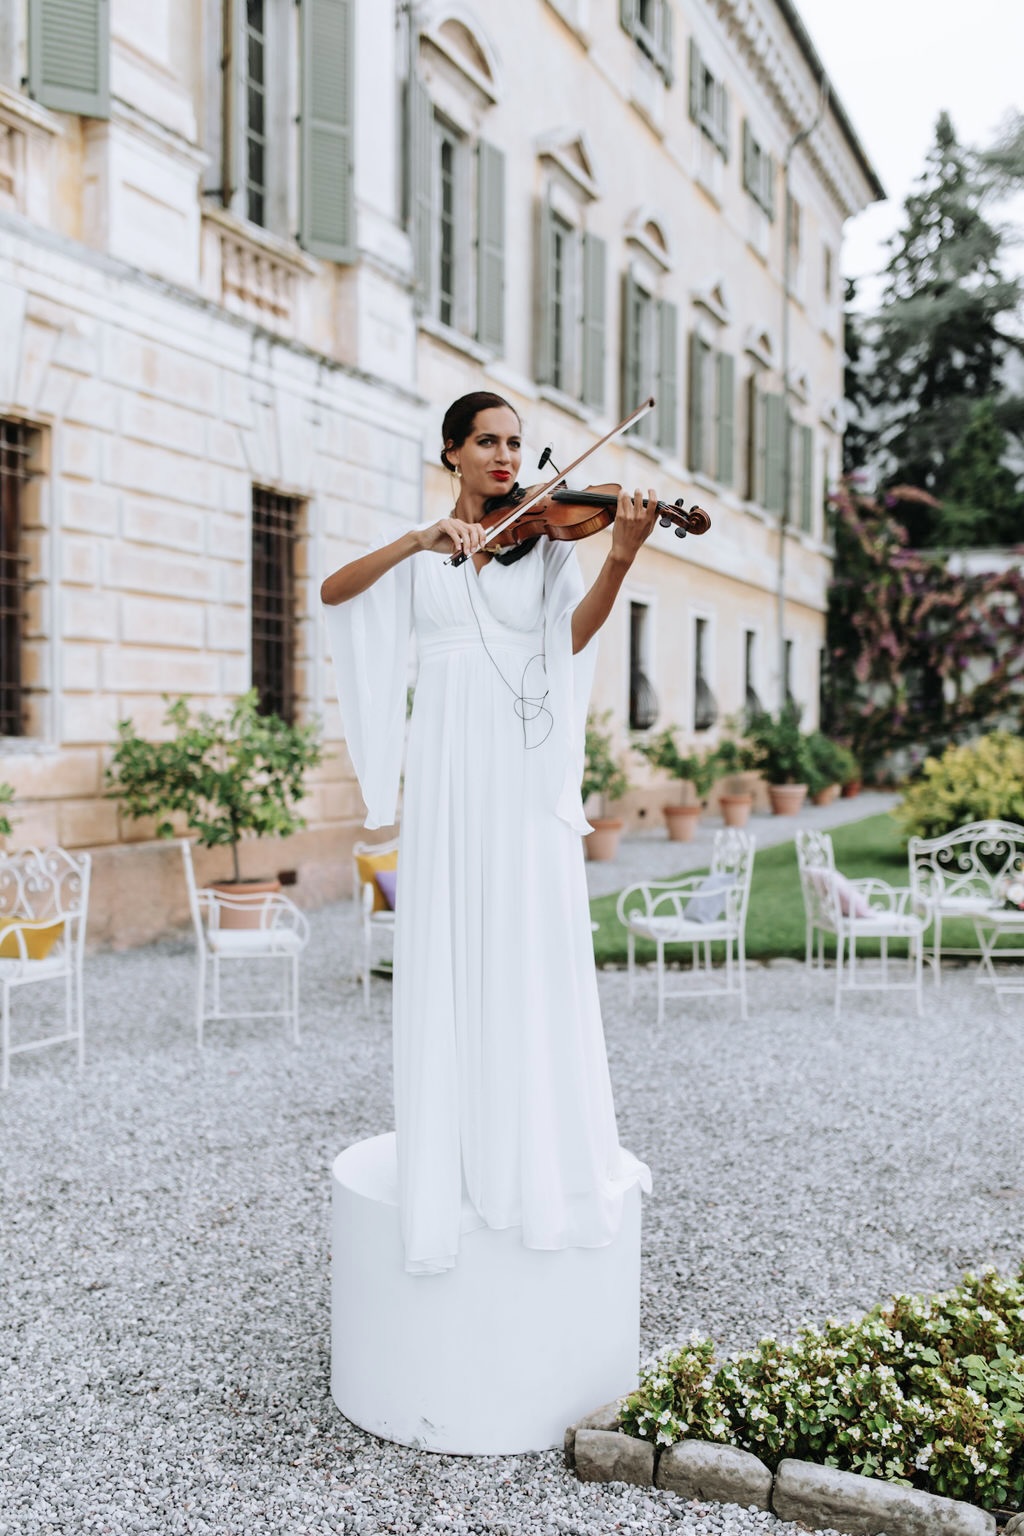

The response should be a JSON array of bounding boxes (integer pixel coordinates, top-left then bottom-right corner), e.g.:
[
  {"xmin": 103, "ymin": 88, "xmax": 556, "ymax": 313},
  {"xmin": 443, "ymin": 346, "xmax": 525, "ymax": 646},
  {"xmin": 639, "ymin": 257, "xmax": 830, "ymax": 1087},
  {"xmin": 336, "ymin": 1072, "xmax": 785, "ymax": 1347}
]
[{"xmin": 833, "ymin": 871, "xmax": 871, "ymax": 918}]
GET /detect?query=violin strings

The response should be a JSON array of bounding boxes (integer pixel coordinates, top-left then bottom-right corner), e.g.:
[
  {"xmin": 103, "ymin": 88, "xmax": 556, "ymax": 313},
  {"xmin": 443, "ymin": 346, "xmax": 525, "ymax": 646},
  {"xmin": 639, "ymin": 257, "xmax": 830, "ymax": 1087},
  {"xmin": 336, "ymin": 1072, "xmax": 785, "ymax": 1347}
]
[{"xmin": 462, "ymin": 563, "xmax": 553, "ymax": 750}]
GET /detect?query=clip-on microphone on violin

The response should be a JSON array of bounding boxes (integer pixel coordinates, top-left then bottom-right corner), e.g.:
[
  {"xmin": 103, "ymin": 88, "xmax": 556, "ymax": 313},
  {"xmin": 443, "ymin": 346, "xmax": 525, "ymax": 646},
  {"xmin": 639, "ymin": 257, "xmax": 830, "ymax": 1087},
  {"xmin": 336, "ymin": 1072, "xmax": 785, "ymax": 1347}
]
[{"xmin": 537, "ymin": 444, "xmax": 563, "ymax": 477}]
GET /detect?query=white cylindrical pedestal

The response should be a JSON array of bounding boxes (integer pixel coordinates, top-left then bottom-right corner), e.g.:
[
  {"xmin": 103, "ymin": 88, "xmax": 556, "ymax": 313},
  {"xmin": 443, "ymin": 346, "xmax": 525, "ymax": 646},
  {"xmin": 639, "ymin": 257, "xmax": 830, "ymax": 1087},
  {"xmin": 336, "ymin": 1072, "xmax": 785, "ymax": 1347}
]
[{"xmin": 330, "ymin": 1133, "xmax": 642, "ymax": 1454}]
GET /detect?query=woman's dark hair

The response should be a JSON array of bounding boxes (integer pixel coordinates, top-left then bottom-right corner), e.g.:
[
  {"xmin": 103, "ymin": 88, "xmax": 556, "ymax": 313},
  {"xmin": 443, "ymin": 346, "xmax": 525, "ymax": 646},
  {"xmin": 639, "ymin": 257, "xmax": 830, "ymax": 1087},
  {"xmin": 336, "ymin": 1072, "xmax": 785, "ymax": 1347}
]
[{"xmin": 440, "ymin": 391, "xmax": 520, "ymax": 471}]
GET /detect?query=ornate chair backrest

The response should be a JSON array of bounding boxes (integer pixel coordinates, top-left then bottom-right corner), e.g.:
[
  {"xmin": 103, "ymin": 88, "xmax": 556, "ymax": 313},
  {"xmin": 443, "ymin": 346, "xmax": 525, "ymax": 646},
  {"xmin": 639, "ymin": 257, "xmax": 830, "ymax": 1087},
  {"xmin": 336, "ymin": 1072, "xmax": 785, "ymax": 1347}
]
[
  {"xmin": 795, "ymin": 828, "xmax": 841, "ymax": 931},
  {"xmin": 709, "ymin": 828, "xmax": 756, "ymax": 922},
  {"xmin": 908, "ymin": 820, "xmax": 1024, "ymax": 905},
  {"xmin": 0, "ymin": 846, "xmax": 92, "ymax": 958}
]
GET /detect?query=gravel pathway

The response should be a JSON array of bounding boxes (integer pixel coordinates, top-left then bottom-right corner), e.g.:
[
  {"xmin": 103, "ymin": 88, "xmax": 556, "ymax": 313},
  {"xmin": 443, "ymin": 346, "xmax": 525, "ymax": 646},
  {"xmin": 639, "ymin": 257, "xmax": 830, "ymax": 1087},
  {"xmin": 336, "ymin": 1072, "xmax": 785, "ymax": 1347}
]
[{"xmin": 2, "ymin": 824, "xmax": 1022, "ymax": 1535}]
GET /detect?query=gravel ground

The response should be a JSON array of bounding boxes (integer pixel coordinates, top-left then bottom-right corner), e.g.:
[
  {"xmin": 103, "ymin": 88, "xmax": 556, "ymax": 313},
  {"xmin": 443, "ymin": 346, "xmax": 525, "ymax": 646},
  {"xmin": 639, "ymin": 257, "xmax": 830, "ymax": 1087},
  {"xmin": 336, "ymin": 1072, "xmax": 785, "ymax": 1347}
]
[{"xmin": 2, "ymin": 824, "xmax": 1023, "ymax": 1536}]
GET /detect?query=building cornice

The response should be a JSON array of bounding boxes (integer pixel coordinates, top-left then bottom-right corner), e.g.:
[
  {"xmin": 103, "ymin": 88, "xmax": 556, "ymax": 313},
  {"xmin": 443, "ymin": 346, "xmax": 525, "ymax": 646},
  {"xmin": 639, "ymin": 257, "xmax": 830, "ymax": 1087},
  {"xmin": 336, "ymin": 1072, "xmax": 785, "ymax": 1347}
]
[{"xmin": 708, "ymin": 0, "xmax": 885, "ymax": 218}]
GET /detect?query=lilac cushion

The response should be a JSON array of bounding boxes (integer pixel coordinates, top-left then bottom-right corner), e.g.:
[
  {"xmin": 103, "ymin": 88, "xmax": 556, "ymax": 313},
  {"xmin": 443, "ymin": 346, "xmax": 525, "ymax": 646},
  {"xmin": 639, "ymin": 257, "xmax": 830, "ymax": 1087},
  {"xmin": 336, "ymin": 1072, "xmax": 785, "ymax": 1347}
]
[
  {"xmin": 686, "ymin": 874, "xmax": 735, "ymax": 924},
  {"xmin": 833, "ymin": 871, "xmax": 871, "ymax": 918},
  {"xmin": 374, "ymin": 869, "xmax": 398, "ymax": 911}
]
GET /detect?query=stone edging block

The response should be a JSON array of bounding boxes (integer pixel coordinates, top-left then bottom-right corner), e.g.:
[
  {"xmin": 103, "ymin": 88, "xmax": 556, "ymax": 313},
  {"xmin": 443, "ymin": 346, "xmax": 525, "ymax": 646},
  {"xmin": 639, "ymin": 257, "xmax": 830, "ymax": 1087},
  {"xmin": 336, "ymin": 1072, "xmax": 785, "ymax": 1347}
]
[
  {"xmin": 564, "ymin": 1414, "xmax": 1003, "ymax": 1535},
  {"xmin": 772, "ymin": 1457, "xmax": 996, "ymax": 1536},
  {"xmin": 657, "ymin": 1439, "xmax": 772, "ymax": 1510}
]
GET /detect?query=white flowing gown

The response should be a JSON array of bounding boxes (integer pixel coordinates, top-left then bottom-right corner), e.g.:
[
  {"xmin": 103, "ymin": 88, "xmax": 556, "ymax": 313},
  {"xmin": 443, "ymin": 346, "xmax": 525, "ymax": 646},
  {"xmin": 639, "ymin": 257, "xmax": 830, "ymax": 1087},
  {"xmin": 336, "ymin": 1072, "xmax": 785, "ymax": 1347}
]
[{"xmin": 324, "ymin": 534, "xmax": 650, "ymax": 1275}]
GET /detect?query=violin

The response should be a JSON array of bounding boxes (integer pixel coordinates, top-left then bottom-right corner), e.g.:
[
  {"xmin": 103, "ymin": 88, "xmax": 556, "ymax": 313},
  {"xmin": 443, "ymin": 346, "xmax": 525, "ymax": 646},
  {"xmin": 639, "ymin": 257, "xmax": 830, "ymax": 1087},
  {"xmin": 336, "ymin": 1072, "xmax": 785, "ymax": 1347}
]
[
  {"xmin": 447, "ymin": 396, "xmax": 710, "ymax": 568},
  {"xmin": 448, "ymin": 482, "xmax": 710, "ymax": 567}
]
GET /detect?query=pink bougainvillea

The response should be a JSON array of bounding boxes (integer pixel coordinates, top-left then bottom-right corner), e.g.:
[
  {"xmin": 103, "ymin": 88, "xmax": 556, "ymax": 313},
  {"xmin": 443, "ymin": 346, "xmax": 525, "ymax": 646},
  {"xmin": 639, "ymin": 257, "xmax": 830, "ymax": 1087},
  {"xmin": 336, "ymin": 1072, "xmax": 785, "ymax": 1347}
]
[{"xmin": 824, "ymin": 482, "xmax": 1024, "ymax": 774}]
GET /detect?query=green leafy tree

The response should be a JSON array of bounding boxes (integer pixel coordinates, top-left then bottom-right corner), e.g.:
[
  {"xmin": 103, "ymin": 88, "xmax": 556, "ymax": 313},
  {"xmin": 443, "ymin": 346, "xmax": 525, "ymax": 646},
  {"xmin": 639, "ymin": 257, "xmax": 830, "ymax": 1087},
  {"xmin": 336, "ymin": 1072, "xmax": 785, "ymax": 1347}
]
[
  {"xmin": 864, "ymin": 113, "xmax": 1022, "ymax": 544},
  {"xmin": 935, "ymin": 399, "xmax": 1024, "ymax": 546},
  {"xmin": 106, "ymin": 691, "xmax": 323, "ymax": 883}
]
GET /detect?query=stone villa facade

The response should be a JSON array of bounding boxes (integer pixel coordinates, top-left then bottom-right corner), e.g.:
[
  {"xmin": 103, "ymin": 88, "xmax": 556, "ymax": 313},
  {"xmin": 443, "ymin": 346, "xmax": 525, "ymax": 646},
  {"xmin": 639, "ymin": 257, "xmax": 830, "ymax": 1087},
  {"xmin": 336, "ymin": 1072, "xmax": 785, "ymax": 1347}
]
[{"xmin": 0, "ymin": 0, "xmax": 881, "ymax": 942}]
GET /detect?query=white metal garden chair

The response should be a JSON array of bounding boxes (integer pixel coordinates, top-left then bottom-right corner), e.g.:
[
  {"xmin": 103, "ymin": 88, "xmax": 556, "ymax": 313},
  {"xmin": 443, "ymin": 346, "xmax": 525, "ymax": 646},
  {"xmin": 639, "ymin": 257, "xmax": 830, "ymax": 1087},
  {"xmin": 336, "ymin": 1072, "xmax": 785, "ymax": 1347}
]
[
  {"xmin": 0, "ymin": 846, "xmax": 91, "ymax": 1090},
  {"xmin": 796, "ymin": 828, "xmax": 928, "ymax": 1018},
  {"xmin": 181, "ymin": 841, "xmax": 309, "ymax": 1047},
  {"xmin": 907, "ymin": 819, "xmax": 1024, "ymax": 981},
  {"xmin": 352, "ymin": 837, "xmax": 398, "ymax": 1011},
  {"xmin": 616, "ymin": 828, "xmax": 756, "ymax": 1023}
]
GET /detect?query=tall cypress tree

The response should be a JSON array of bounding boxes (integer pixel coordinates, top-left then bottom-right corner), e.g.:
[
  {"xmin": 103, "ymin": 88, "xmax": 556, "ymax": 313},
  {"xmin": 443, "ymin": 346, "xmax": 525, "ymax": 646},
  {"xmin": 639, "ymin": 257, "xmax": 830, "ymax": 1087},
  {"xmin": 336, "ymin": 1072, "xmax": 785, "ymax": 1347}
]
[{"xmin": 867, "ymin": 112, "xmax": 1022, "ymax": 544}]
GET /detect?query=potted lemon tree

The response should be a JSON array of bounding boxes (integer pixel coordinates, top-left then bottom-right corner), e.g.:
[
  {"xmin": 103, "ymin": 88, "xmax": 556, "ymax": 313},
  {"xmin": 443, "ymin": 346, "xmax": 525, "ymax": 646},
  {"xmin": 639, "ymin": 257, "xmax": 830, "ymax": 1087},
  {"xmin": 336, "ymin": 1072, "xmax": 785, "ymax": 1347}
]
[
  {"xmin": 106, "ymin": 691, "xmax": 323, "ymax": 920},
  {"xmin": 582, "ymin": 712, "xmax": 630, "ymax": 861},
  {"xmin": 634, "ymin": 728, "xmax": 716, "ymax": 842}
]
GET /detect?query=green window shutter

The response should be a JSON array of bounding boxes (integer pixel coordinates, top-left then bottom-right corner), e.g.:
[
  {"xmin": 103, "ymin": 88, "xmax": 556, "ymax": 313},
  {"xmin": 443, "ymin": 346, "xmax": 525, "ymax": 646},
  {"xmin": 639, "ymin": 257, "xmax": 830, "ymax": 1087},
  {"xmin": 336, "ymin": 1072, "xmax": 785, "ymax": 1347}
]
[
  {"xmin": 765, "ymin": 393, "xmax": 785, "ymax": 514},
  {"xmin": 688, "ymin": 37, "xmax": 701, "ymax": 122},
  {"xmin": 717, "ymin": 351, "xmax": 735, "ymax": 486},
  {"xmin": 300, "ymin": 0, "xmax": 355, "ymax": 262},
  {"xmin": 535, "ymin": 199, "xmax": 555, "ymax": 386},
  {"xmin": 765, "ymin": 153, "xmax": 776, "ymax": 221},
  {"xmin": 800, "ymin": 423, "xmax": 814, "ymax": 531},
  {"xmin": 476, "ymin": 139, "xmax": 505, "ymax": 350},
  {"xmin": 658, "ymin": 0, "xmax": 674, "ymax": 85},
  {"xmin": 409, "ymin": 76, "xmax": 434, "ymax": 312},
  {"xmin": 29, "ymin": 0, "xmax": 109, "ymax": 118},
  {"xmin": 621, "ymin": 269, "xmax": 639, "ymax": 422},
  {"xmin": 657, "ymin": 299, "xmax": 678, "ymax": 454},
  {"xmin": 748, "ymin": 375, "xmax": 764, "ymax": 502},
  {"xmin": 687, "ymin": 332, "xmax": 704, "ymax": 473},
  {"xmin": 717, "ymin": 81, "xmax": 730, "ymax": 161},
  {"xmin": 620, "ymin": 0, "xmax": 638, "ymax": 36},
  {"xmin": 221, "ymin": 0, "xmax": 247, "ymax": 209},
  {"xmin": 742, "ymin": 119, "xmax": 753, "ymax": 195},
  {"xmin": 581, "ymin": 232, "xmax": 606, "ymax": 411}
]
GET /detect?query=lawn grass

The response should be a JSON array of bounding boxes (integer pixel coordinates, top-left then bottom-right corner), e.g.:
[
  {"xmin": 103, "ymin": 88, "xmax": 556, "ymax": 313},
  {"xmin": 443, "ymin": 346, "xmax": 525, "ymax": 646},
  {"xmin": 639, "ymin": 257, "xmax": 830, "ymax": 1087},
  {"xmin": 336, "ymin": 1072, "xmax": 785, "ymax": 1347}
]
[{"xmin": 589, "ymin": 811, "xmax": 985, "ymax": 967}]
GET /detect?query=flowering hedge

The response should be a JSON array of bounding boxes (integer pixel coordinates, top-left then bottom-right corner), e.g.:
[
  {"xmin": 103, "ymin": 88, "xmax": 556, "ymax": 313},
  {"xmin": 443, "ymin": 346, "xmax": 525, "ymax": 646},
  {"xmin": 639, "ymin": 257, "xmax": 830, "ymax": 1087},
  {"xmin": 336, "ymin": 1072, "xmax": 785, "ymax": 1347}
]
[
  {"xmin": 825, "ymin": 482, "xmax": 1024, "ymax": 774},
  {"xmin": 620, "ymin": 1268, "xmax": 1024, "ymax": 1510},
  {"xmin": 894, "ymin": 732, "xmax": 1024, "ymax": 841}
]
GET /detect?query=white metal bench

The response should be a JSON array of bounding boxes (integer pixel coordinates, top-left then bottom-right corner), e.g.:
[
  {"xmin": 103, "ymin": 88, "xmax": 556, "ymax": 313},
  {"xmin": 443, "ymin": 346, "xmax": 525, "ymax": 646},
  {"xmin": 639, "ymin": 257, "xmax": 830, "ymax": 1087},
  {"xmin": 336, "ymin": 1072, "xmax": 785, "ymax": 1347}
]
[{"xmin": 907, "ymin": 820, "xmax": 1024, "ymax": 981}]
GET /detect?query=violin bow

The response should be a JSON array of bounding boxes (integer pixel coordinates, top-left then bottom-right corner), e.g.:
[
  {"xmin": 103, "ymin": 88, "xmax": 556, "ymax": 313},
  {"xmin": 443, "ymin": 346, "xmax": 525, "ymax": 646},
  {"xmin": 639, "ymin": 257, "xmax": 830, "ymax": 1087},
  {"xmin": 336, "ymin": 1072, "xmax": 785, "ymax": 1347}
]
[{"xmin": 447, "ymin": 396, "xmax": 656, "ymax": 566}]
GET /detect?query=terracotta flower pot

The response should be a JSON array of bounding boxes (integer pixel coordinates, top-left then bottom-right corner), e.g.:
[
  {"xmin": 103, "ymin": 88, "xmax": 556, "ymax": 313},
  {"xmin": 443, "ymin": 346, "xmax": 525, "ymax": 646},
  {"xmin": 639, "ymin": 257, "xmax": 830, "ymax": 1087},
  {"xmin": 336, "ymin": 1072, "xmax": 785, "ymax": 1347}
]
[
  {"xmin": 841, "ymin": 780, "xmax": 862, "ymax": 799},
  {"xmin": 767, "ymin": 783, "xmax": 808, "ymax": 816},
  {"xmin": 811, "ymin": 784, "xmax": 841, "ymax": 806},
  {"xmin": 585, "ymin": 818, "xmax": 625, "ymax": 862},
  {"xmin": 208, "ymin": 876, "xmax": 282, "ymax": 929},
  {"xmin": 719, "ymin": 792, "xmax": 753, "ymax": 828},
  {"xmin": 663, "ymin": 804, "xmax": 702, "ymax": 842}
]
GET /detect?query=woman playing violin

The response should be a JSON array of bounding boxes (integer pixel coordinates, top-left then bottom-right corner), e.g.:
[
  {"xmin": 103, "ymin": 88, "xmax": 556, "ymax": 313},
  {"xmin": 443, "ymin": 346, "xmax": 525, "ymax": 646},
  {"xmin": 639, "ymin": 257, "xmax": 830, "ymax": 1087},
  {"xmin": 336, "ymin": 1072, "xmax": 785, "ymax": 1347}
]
[{"xmin": 321, "ymin": 391, "xmax": 653, "ymax": 1277}]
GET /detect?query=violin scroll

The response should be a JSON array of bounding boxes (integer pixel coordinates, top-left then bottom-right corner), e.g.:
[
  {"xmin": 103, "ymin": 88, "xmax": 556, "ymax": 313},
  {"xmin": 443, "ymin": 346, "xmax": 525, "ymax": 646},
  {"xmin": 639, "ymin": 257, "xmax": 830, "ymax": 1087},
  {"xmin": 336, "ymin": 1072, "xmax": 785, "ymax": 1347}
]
[{"xmin": 662, "ymin": 498, "xmax": 711, "ymax": 538}]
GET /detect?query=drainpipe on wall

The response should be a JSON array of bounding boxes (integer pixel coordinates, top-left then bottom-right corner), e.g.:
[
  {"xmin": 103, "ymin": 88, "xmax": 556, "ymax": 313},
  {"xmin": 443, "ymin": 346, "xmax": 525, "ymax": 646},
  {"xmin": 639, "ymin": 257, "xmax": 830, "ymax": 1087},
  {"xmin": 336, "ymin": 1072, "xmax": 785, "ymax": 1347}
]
[{"xmin": 776, "ymin": 78, "xmax": 828, "ymax": 710}]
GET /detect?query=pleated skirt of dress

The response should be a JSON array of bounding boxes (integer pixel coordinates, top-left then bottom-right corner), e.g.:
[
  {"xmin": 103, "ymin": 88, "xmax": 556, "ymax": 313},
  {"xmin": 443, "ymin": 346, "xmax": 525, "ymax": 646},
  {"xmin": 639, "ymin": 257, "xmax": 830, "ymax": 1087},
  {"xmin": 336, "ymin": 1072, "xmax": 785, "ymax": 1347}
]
[{"xmin": 392, "ymin": 622, "xmax": 649, "ymax": 1276}]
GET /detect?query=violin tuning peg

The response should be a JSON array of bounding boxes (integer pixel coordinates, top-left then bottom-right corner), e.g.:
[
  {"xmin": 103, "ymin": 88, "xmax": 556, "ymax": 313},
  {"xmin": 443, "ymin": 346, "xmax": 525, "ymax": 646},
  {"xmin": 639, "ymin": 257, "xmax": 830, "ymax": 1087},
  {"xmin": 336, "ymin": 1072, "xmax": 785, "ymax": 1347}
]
[
  {"xmin": 674, "ymin": 526, "xmax": 687, "ymax": 539},
  {"xmin": 658, "ymin": 513, "xmax": 672, "ymax": 528}
]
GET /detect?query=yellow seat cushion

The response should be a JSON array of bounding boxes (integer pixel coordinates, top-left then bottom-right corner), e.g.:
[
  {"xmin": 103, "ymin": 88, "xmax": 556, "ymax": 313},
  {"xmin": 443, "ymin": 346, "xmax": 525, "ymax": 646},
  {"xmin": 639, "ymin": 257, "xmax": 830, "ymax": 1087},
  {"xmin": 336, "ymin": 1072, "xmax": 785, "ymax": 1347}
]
[
  {"xmin": 355, "ymin": 848, "xmax": 398, "ymax": 913},
  {"xmin": 0, "ymin": 920, "xmax": 65, "ymax": 960}
]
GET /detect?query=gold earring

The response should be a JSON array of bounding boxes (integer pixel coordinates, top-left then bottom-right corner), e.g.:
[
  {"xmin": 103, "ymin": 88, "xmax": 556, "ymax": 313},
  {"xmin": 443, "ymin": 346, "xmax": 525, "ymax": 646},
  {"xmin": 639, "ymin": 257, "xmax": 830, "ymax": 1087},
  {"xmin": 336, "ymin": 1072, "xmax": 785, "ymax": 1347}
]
[{"xmin": 454, "ymin": 465, "xmax": 461, "ymax": 478}]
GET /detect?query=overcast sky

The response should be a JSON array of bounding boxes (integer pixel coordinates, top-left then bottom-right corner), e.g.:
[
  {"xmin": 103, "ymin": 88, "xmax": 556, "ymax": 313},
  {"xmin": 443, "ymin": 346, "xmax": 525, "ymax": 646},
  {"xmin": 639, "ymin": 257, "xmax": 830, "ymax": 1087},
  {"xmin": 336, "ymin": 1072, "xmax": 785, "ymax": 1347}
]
[{"xmin": 794, "ymin": 0, "xmax": 1024, "ymax": 307}]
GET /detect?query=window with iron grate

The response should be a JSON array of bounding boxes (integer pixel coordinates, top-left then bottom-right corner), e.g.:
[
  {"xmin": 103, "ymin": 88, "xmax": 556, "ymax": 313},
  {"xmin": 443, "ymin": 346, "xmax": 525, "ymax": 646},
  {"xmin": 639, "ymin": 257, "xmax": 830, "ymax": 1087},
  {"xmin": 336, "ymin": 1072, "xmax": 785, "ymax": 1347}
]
[
  {"xmin": 0, "ymin": 420, "xmax": 32, "ymax": 738},
  {"xmin": 629, "ymin": 601, "xmax": 658, "ymax": 731},
  {"xmin": 693, "ymin": 615, "xmax": 718, "ymax": 732},
  {"xmin": 251, "ymin": 486, "xmax": 300, "ymax": 723}
]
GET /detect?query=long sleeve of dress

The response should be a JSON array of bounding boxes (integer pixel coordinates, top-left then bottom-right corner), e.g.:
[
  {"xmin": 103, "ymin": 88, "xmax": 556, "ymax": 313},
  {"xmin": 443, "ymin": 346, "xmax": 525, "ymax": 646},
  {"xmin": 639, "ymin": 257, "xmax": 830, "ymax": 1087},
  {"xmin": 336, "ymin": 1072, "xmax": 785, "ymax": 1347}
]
[
  {"xmin": 541, "ymin": 540, "xmax": 598, "ymax": 834},
  {"xmin": 321, "ymin": 556, "xmax": 412, "ymax": 830}
]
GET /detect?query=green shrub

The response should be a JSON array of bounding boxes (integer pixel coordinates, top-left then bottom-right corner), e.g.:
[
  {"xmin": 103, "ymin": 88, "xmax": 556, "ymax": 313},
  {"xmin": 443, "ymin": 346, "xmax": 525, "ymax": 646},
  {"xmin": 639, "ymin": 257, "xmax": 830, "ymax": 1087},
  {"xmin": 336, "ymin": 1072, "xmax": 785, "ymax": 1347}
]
[
  {"xmin": 894, "ymin": 732, "xmax": 1024, "ymax": 842},
  {"xmin": 620, "ymin": 1267, "xmax": 1024, "ymax": 1508},
  {"xmin": 804, "ymin": 733, "xmax": 854, "ymax": 796},
  {"xmin": 634, "ymin": 728, "xmax": 717, "ymax": 800},
  {"xmin": 582, "ymin": 711, "xmax": 630, "ymax": 815},
  {"xmin": 106, "ymin": 691, "xmax": 323, "ymax": 883},
  {"xmin": 746, "ymin": 701, "xmax": 814, "ymax": 785}
]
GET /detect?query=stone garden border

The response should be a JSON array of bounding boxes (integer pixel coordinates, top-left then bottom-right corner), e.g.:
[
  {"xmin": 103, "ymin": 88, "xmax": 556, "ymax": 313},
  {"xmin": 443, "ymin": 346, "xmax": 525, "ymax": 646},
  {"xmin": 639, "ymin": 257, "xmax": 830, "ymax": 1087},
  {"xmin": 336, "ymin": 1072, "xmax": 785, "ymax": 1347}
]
[{"xmin": 564, "ymin": 1402, "xmax": 1021, "ymax": 1536}]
